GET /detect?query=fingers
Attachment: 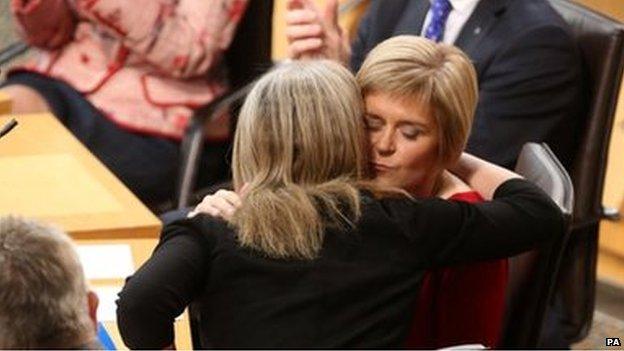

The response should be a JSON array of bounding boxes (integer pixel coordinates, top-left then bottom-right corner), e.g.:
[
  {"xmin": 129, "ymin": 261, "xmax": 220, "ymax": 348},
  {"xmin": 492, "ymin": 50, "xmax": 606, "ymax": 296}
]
[
  {"xmin": 188, "ymin": 190, "xmax": 242, "ymax": 220},
  {"xmin": 286, "ymin": 23, "xmax": 324, "ymax": 42},
  {"xmin": 286, "ymin": 5, "xmax": 324, "ymax": 59},
  {"xmin": 288, "ymin": 38, "xmax": 324, "ymax": 59},
  {"xmin": 285, "ymin": 8, "xmax": 320, "ymax": 26},
  {"xmin": 324, "ymin": 0, "xmax": 340, "ymax": 29},
  {"xmin": 188, "ymin": 201, "xmax": 220, "ymax": 218},
  {"xmin": 238, "ymin": 183, "xmax": 251, "ymax": 198},
  {"xmin": 287, "ymin": 0, "xmax": 317, "ymax": 11},
  {"xmin": 215, "ymin": 189, "xmax": 242, "ymax": 208}
]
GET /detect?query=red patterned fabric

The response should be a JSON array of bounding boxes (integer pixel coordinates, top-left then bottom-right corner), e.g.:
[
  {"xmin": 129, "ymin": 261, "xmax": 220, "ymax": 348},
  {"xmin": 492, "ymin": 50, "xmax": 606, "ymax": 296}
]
[
  {"xmin": 10, "ymin": 0, "xmax": 248, "ymax": 139},
  {"xmin": 404, "ymin": 191, "xmax": 508, "ymax": 348}
]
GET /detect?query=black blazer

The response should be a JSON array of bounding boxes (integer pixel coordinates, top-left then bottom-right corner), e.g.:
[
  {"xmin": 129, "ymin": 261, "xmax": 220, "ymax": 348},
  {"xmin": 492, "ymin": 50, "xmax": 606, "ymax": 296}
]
[
  {"xmin": 117, "ymin": 180, "xmax": 564, "ymax": 348},
  {"xmin": 351, "ymin": 0, "xmax": 585, "ymax": 170}
]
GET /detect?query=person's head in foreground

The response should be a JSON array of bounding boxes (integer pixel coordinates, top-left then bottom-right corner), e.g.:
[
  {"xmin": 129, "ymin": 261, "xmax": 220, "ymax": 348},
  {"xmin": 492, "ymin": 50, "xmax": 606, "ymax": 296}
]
[
  {"xmin": 357, "ymin": 35, "xmax": 478, "ymax": 197},
  {"xmin": 0, "ymin": 216, "xmax": 99, "ymax": 349},
  {"xmin": 231, "ymin": 59, "xmax": 371, "ymax": 259}
]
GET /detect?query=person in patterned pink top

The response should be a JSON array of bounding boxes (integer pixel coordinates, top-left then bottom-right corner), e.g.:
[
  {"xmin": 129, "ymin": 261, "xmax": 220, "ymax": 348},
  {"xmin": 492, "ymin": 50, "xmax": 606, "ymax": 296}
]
[{"xmin": 1, "ymin": 0, "xmax": 248, "ymax": 204}]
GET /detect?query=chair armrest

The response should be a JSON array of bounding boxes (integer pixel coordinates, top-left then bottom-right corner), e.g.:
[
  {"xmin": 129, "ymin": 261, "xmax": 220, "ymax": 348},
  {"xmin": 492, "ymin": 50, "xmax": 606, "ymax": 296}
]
[
  {"xmin": 0, "ymin": 41, "xmax": 29, "ymax": 67},
  {"xmin": 175, "ymin": 78, "xmax": 263, "ymax": 209},
  {"xmin": 602, "ymin": 206, "xmax": 621, "ymax": 221}
]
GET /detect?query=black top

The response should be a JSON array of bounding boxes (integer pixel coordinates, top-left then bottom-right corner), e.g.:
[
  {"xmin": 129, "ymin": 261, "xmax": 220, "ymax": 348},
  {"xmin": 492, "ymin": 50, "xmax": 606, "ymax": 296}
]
[{"xmin": 117, "ymin": 179, "xmax": 563, "ymax": 348}]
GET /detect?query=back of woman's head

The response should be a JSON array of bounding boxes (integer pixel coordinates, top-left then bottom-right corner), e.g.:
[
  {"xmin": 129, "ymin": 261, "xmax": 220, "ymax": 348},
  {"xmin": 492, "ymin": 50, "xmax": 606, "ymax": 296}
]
[{"xmin": 231, "ymin": 60, "xmax": 366, "ymax": 260}]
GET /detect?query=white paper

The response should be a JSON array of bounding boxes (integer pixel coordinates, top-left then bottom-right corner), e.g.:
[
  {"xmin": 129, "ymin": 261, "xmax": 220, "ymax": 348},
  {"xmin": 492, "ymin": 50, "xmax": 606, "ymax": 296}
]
[
  {"xmin": 93, "ymin": 285, "xmax": 185, "ymax": 322},
  {"xmin": 77, "ymin": 244, "xmax": 134, "ymax": 280},
  {"xmin": 93, "ymin": 285, "xmax": 122, "ymax": 322}
]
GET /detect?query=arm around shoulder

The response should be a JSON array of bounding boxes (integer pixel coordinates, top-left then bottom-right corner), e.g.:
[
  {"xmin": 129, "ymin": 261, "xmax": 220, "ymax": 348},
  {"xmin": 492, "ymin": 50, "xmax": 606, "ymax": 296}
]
[
  {"xmin": 388, "ymin": 154, "xmax": 564, "ymax": 266},
  {"xmin": 116, "ymin": 218, "xmax": 214, "ymax": 349}
]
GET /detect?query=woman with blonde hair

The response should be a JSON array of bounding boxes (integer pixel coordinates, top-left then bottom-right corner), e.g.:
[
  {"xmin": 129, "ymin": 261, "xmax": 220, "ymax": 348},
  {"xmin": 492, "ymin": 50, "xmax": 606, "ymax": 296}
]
[
  {"xmin": 190, "ymin": 36, "xmax": 505, "ymax": 347},
  {"xmin": 357, "ymin": 35, "xmax": 508, "ymax": 348},
  {"xmin": 117, "ymin": 60, "xmax": 562, "ymax": 348}
]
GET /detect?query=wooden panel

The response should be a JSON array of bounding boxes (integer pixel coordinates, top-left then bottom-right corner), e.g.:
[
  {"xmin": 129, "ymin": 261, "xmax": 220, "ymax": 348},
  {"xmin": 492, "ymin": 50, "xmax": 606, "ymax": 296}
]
[
  {"xmin": 598, "ymin": 201, "xmax": 624, "ymax": 287},
  {"xmin": 78, "ymin": 238, "xmax": 192, "ymax": 350},
  {"xmin": 0, "ymin": 113, "xmax": 161, "ymax": 239},
  {"xmin": 0, "ymin": 91, "xmax": 11, "ymax": 115},
  {"xmin": 574, "ymin": 0, "xmax": 624, "ymax": 22}
]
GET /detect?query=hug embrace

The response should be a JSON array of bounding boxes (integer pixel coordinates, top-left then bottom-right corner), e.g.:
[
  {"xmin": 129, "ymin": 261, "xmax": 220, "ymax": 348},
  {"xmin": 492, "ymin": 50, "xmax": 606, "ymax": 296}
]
[{"xmin": 116, "ymin": 36, "xmax": 564, "ymax": 349}]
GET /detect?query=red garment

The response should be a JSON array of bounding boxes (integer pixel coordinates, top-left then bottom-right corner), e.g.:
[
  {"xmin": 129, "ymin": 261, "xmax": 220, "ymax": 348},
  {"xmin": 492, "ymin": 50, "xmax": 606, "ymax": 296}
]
[{"xmin": 404, "ymin": 191, "xmax": 508, "ymax": 348}]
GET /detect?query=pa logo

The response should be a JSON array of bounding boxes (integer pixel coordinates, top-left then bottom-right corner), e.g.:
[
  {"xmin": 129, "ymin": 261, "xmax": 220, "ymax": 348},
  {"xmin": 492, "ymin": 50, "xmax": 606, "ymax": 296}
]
[{"xmin": 606, "ymin": 337, "xmax": 621, "ymax": 347}]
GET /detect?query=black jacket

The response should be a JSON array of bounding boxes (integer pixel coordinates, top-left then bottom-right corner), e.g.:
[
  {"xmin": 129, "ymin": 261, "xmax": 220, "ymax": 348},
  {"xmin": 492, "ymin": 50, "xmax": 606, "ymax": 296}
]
[{"xmin": 117, "ymin": 179, "xmax": 564, "ymax": 348}]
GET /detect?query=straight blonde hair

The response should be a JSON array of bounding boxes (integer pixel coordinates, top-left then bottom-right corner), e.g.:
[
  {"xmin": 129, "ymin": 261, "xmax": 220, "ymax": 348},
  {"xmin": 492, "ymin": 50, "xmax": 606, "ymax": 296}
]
[
  {"xmin": 356, "ymin": 35, "xmax": 479, "ymax": 165},
  {"xmin": 231, "ymin": 60, "xmax": 368, "ymax": 260}
]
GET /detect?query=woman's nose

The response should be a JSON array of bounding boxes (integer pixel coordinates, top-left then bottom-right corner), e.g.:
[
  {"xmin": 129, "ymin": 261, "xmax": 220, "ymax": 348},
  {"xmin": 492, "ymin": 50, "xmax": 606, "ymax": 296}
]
[{"xmin": 375, "ymin": 129, "xmax": 396, "ymax": 155}]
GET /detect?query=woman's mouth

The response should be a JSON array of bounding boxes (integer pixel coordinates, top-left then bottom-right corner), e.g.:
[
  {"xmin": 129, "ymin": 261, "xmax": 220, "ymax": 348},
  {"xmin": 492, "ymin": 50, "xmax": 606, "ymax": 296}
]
[{"xmin": 371, "ymin": 162, "xmax": 394, "ymax": 173}]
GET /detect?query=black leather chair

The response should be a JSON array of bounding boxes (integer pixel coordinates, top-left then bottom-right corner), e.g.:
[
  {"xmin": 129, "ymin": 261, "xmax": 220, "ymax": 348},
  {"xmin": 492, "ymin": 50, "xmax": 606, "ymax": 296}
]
[
  {"xmin": 544, "ymin": 0, "xmax": 624, "ymax": 345},
  {"xmin": 500, "ymin": 142, "xmax": 574, "ymax": 348}
]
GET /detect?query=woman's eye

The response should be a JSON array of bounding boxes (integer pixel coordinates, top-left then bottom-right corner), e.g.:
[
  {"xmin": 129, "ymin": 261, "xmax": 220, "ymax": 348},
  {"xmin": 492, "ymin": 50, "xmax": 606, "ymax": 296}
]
[
  {"xmin": 364, "ymin": 116, "xmax": 383, "ymax": 130},
  {"xmin": 401, "ymin": 127, "xmax": 421, "ymax": 139}
]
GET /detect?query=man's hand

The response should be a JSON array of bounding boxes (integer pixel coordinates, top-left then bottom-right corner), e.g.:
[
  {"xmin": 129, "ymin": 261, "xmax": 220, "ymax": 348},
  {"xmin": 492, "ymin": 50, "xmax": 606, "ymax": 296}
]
[{"xmin": 285, "ymin": 0, "xmax": 351, "ymax": 64}]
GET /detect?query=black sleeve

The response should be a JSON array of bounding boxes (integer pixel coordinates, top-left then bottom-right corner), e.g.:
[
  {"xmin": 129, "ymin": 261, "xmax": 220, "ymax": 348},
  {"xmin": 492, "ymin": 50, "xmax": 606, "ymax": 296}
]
[
  {"xmin": 466, "ymin": 24, "xmax": 583, "ymax": 169},
  {"xmin": 382, "ymin": 179, "xmax": 565, "ymax": 267},
  {"xmin": 116, "ymin": 218, "xmax": 214, "ymax": 349}
]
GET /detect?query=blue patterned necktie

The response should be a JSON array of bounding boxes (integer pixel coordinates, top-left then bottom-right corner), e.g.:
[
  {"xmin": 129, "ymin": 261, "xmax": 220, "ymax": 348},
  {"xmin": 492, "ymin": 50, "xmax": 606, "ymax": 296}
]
[{"xmin": 424, "ymin": 0, "xmax": 453, "ymax": 42}]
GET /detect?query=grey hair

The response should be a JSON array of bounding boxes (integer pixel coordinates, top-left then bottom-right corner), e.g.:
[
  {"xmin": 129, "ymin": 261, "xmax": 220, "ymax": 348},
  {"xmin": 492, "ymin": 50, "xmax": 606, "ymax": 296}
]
[{"xmin": 0, "ymin": 216, "xmax": 93, "ymax": 349}]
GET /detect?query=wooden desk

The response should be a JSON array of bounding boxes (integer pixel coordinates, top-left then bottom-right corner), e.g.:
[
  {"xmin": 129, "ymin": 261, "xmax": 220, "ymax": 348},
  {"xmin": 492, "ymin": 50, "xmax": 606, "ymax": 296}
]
[
  {"xmin": 0, "ymin": 113, "xmax": 161, "ymax": 239},
  {"xmin": 78, "ymin": 238, "xmax": 192, "ymax": 350},
  {"xmin": 0, "ymin": 91, "xmax": 11, "ymax": 115}
]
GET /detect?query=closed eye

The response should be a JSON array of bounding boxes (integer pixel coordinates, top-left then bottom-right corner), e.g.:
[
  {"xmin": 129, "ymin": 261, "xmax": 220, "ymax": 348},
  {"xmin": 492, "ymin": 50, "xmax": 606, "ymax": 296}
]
[
  {"xmin": 400, "ymin": 125, "xmax": 422, "ymax": 139},
  {"xmin": 364, "ymin": 115, "xmax": 384, "ymax": 130}
]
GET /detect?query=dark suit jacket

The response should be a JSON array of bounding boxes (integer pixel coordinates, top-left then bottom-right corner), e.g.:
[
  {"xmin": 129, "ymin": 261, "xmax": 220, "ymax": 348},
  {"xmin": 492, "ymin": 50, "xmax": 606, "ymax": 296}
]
[{"xmin": 351, "ymin": 0, "xmax": 585, "ymax": 170}]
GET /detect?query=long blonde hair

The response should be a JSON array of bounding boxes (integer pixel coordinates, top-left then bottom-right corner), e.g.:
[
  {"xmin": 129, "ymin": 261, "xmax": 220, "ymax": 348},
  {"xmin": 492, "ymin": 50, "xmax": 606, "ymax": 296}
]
[
  {"xmin": 231, "ymin": 60, "xmax": 368, "ymax": 260},
  {"xmin": 357, "ymin": 35, "xmax": 478, "ymax": 165}
]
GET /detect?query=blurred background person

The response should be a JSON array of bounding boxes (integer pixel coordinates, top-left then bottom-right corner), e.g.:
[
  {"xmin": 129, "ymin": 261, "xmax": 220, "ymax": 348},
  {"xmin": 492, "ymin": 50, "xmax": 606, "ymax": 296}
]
[
  {"xmin": 0, "ymin": 216, "xmax": 100, "ymax": 349},
  {"xmin": 285, "ymin": 0, "xmax": 584, "ymax": 171},
  {"xmin": 272, "ymin": 0, "xmax": 370, "ymax": 60},
  {"xmin": 0, "ymin": 0, "xmax": 248, "ymax": 205}
]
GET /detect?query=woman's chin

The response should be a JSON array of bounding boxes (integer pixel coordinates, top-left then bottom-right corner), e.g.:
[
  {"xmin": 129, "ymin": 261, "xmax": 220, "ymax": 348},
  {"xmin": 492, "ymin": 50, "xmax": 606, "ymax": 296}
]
[{"xmin": 373, "ymin": 175, "xmax": 405, "ymax": 190}]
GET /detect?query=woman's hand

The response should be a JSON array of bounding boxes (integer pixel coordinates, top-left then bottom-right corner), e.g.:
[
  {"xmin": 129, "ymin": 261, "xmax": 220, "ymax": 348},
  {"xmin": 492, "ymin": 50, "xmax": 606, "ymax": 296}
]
[{"xmin": 188, "ymin": 189, "xmax": 242, "ymax": 220}]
